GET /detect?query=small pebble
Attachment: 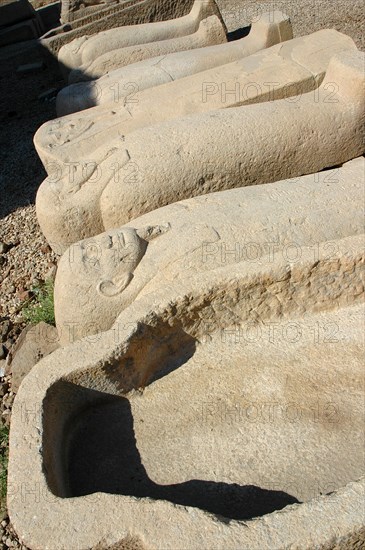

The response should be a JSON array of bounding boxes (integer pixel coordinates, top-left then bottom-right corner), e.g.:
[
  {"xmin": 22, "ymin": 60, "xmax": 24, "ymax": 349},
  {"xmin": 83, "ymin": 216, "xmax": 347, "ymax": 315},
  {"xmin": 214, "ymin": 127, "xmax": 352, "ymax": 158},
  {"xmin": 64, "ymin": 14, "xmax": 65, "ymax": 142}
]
[
  {"xmin": 0, "ymin": 345, "xmax": 6, "ymax": 360},
  {"xmin": 0, "ymin": 242, "xmax": 9, "ymax": 254},
  {"xmin": 40, "ymin": 244, "xmax": 51, "ymax": 254}
]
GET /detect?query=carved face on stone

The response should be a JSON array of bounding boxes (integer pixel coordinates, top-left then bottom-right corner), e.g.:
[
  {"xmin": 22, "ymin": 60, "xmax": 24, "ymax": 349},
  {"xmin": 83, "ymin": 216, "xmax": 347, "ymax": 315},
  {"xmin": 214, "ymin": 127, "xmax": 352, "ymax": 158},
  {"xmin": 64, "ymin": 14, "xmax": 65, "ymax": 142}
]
[
  {"xmin": 70, "ymin": 224, "xmax": 170, "ymax": 299},
  {"xmin": 78, "ymin": 228, "xmax": 146, "ymax": 297}
]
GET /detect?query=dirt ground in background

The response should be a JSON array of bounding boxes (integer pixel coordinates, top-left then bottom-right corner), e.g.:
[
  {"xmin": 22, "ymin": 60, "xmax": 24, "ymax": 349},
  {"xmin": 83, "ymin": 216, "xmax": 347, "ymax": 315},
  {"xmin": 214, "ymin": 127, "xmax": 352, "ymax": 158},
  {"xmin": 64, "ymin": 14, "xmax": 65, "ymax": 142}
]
[
  {"xmin": 0, "ymin": 1, "xmax": 364, "ymax": 548},
  {"xmin": 0, "ymin": 49, "xmax": 61, "ymax": 219},
  {"xmin": 220, "ymin": 0, "xmax": 364, "ymax": 48}
]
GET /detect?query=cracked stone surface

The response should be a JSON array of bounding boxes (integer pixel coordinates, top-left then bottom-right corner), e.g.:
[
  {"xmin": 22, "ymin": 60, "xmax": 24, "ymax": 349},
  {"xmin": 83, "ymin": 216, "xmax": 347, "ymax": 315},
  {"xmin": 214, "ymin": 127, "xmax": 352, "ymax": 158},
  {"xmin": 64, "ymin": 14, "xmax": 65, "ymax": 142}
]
[
  {"xmin": 36, "ymin": 45, "xmax": 364, "ymax": 252},
  {"xmin": 53, "ymin": 157, "xmax": 365, "ymax": 344},
  {"xmin": 56, "ymin": 11, "xmax": 293, "ymax": 115},
  {"xmin": 0, "ymin": 0, "xmax": 365, "ymax": 550}
]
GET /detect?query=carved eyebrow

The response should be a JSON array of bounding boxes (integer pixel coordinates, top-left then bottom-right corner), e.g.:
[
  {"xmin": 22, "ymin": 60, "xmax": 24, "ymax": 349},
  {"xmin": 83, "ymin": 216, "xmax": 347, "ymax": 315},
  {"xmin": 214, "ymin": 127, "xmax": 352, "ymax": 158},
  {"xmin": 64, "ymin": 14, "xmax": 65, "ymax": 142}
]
[{"xmin": 117, "ymin": 232, "xmax": 126, "ymax": 247}]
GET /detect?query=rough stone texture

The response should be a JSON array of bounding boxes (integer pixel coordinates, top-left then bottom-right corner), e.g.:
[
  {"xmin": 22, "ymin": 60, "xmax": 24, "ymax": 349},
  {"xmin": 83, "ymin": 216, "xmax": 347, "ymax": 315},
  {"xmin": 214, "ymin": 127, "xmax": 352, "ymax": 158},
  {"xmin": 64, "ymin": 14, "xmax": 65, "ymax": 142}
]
[
  {"xmin": 42, "ymin": 0, "xmax": 196, "ymax": 55},
  {"xmin": 1, "ymin": 2, "xmax": 365, "ymax": 548},
  {"xmin": 66, "ymin": 305, "xmax": 365, "ymax": 506},
  {"xmin": 58, "ymin": 0, "xmax": 224, "ymax": 75},
  {"xmin": 45, "ymin": 29, "xmax": 356, "ymax": 165},
  {"xmin": 53, "ymin": 157, "xmax": 365, "ymax": 344},
  {"xmin": 7, "ymin": 230, "xmax": 365, "ymax": 548},
  {"xmin": 36, "ymin": 47, "xmax": 364, "ymax": 253},
  {"xmin": 7, "ymin": 322, "xmax": 59, "ymax": 392},
  {"xmin": 60, "ymin": 0, "xmax": 119, "ymax": 25},
  {"xmin": 57, "ymin": 10, "xmax": 292, "ymax": 115},
  {"xmin": 0, "ymin": 0, "xmax": 35, "ymax": 28},
  {"xmin": 68, "ymin": 14, "xmax": 227, "ymax": 83},
  {"xmin": 0, "ymin": 0, "xmax": 45, "ymax": 47},
  {"xmin": 0, "ymin": 18, "xmax": 39, "ymax": 47}
]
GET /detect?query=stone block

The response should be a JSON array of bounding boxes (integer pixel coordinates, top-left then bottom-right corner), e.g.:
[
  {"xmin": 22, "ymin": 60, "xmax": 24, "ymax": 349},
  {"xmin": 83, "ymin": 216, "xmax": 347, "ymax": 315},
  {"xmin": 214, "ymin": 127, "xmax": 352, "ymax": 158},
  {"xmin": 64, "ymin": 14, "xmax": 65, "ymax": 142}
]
[
  {"xmin": 16, "ymin": 60, "xmax": 45, "ymax": 72},
  {"xmin": 0, "ymin": 0, "xmax": 35, "ymax": 28},
  {"xmin": 0, "ymin": 18, "xmax": 39, "ymax": 46},
  {"xmin": 7, "ymin": 322, "xmax": 59, "ymax": 392}
]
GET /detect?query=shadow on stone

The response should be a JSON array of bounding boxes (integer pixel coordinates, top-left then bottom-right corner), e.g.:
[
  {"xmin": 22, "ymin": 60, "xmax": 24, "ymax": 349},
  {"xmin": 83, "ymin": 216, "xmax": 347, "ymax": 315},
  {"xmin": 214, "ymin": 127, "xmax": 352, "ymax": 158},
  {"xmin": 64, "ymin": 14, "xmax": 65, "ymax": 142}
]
[
  {"xmin": 66, "ymin": 394, "xmax": 299, "ymax": 521},
  {"xmin": 227, "ymin": 24, "xmax": 250, "ymax": 42}
]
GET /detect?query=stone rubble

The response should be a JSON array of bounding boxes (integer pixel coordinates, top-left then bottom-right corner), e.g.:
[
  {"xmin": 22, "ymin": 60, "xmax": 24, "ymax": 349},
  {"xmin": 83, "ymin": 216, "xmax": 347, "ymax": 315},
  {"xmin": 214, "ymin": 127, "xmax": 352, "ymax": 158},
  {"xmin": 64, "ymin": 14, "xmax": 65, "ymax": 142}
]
[{"xmin": 0, "ymin": 207, "xmax": 57, "ymax": 323}]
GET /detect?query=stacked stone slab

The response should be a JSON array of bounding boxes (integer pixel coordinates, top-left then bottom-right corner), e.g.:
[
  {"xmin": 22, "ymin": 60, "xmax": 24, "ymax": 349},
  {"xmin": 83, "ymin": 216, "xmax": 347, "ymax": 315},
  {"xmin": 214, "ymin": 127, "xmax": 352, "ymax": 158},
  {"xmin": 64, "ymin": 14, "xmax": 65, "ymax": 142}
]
[
  {"xmin": 0, "ymin": 0, "xmax": 45, "ymax": 46},
  {"xmin": 57, "ymin": 10, "xmax": 293, "ymax": 114},
  {"xmin": 35, "ymin": 39, "xmax": 363, "ymax": 253}
]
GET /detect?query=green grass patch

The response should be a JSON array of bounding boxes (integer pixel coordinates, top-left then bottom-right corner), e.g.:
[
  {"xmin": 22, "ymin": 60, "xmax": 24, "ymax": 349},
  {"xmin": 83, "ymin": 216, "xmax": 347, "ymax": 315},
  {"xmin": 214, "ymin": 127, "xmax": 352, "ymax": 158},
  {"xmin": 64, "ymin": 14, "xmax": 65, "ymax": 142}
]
[
  {"xmin": 0, "ymin": 424, "xmax": 9, "ymax": 514},
  {"xmin": 22, "ymin": 278, "xmax": 55, "ymax": 326}
]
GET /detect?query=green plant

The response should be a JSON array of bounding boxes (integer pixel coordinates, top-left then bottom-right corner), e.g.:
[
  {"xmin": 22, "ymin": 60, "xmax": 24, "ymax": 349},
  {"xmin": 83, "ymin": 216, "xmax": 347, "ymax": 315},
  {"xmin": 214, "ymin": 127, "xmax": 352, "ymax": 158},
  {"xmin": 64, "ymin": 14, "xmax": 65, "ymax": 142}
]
[
  {"xmin": 22, "ymin": 278, "xmax": 55, "ymax": 326},
  {"xmin": 0, "ymin": 424, "xmax": 9, "ymax": 513}
]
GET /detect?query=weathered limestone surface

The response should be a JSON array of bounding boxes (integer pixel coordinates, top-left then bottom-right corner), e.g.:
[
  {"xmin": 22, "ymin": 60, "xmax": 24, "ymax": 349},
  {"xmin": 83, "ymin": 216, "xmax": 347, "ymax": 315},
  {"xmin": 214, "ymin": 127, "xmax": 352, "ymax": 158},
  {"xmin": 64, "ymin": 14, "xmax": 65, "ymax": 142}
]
[
  {"xmin": 8, "ymin": 230, "xmax": 365, "ymax": 548},
  {"xmin": 36, "ymin": 48, "xmax": 364, "ymax": 253},
  {"xmin": 53, "ymin": 157, "xmax": 365, "ymax": 344},
  {"xmin": 57, "ymin": 11, "xmax": 292, "ymax": 115},
  {"xmin": 7, "ymin": 322, "xmax": 59, "ymax": 392},
  {"xmin": 42, "ymin": 0, "xmax": 196, "ymax": 55},
  {"xmin": 41, "ymin": 29, "xmax": 352, "ymax": 171},
  {"xmin": 58, "ymin": 0, "xmax": 224, "ymax": 74},
  {"xmin": 68, "ymin": 14, "xmax": 227, "ymax": 83},
  {"xmin": 8, "ymin": 0, "xmax": 365, "ymax": 545},
  {"xmin": 45, "ymin": 29, "xmax": 357, "ymax": 167}
]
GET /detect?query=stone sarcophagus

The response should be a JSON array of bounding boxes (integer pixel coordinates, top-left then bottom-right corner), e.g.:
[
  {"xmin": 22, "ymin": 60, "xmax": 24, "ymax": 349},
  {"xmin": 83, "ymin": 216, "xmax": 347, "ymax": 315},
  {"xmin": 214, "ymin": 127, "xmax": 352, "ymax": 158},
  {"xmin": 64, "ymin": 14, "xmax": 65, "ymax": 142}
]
[
  {"xmin": 56, "ymin": 10, "xmax": 292, "ymax": 115},
  {"xmin": 8, "ymin": 227, "xmax": 365, "ymax": 548},
  {"xmin": 7, "ymin": 4, "xmax": 365, "ymax": 548},
  {"xmin": 58, "ymin": 0, "xmax": 225, "ymax": 76},
  {"xmin": 35, "ymin": 46, "xmax": 364, "ymax": 254},
  {"xmin": 53, "ymin": 157, "xmax": 365, "ymax": 345}
]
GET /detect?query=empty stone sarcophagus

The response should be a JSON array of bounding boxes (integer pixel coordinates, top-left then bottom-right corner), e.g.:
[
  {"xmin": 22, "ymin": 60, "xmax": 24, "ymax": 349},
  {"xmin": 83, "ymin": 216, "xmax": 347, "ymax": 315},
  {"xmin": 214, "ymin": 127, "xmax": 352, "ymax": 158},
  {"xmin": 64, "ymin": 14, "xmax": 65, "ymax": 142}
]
[{"xmin": 8, "ymin": 230, "xmax": 365, "ymax": 549}]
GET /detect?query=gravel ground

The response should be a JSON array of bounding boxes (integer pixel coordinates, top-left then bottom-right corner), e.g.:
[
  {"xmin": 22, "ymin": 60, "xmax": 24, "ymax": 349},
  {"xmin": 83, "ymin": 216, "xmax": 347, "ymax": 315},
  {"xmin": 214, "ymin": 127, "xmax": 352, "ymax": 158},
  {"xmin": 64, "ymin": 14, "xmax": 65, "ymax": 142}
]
[
  {"xmin": 221, "ymin": 0, "xmax": 364, "ymax": 49},
  {"xmin": 0, "ymin": 1, "xmax": 364, "ymax": 548}
]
